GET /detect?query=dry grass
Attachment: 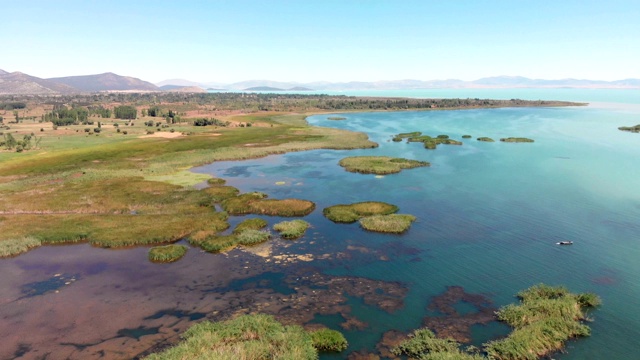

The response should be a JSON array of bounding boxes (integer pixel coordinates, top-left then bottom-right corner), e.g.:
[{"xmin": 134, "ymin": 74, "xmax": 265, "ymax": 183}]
[{"xmin": 359, "ymin": 214, "xmax": 417, "ymax": 233}]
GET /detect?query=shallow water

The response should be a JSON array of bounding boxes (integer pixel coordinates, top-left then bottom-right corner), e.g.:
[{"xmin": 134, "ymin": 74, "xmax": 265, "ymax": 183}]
[{"xmin": 2, "ymin": 89, "xmax": 640, "ymax": 359}]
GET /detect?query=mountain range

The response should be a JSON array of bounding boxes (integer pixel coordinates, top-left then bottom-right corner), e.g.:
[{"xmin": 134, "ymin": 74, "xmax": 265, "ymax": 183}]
[{"xmin": 1, "ymin": 69, "xmax": 639, "ymax": 95}]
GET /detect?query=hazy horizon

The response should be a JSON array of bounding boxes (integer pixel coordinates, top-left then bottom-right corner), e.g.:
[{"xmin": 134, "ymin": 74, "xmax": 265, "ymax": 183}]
[{"xmin": 4, "ymin": 1, "xmax": 640, "ymax": 83}]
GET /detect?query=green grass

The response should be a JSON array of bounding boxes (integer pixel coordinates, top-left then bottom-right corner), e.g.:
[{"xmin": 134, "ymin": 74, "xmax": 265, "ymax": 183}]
[
  {"xmin": 249, "ymin": 199, "xmax": 316, "ymax": 216},
  {"xmin": 192, "ymin": 235, "xmax": 238, "ymax": 253},
  {"xmin": 233, "ymin": 218, "xmax": 268, "ymax": 234},
  {"xmin": 0, "ymin": 237, "xmax": 42, "ymax": 258},
  {"xmin": 144, "ymin": 314, "xmax": 319, "ymax": 360},
  {"xmin": 310, "ymin": 328, "xmax": 348, "ymax": 352},
  {"xmin": 323, "ymin": 201, "xmax": 399, "ymax": 223},
  {"xmin": 273, "ymin": 220, "xmax": 310, "ymax": 239},
  {"xmin": 392, "ymin": 328, "xmax": 483, "ymax": 360},
  {"xmin": 359, "ymin": 214, "xmax": 416, "ymax": 233},
  {"xmin": 148, "ymin": 244, "xmax": 188, "ymax": 263},
  {"xmin": 338, "ymin": 156, "xmax": 430, "ymax": 175},
  {"xmin": 500, "ymin": 137, "xmax": 534, "ymax": 143},
  {"xmin": 392, "ymin": 132, "xmax": 464, "ymax": 150}
]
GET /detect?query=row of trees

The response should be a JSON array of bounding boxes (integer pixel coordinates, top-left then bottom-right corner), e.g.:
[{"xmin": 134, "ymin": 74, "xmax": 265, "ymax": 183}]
[
  {"xmin": 113, "ymin": 105, "xmax": 137, "ymax": 119},
  {"xmin": 0, "ymin": 133, "xmax": 41, "ymax": 152}
]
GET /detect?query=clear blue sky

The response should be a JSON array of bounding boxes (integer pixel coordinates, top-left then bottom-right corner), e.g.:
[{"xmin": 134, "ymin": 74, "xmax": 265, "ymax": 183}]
[{"xmin": 3, "ymin": 0, "xmax": 639, "ymax": 83}]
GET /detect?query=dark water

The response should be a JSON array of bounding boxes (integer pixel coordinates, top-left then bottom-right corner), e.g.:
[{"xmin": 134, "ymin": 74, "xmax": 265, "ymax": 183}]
[{"xmin": 2, "ymin": 91, "xmax": 640, "ymax": 359}]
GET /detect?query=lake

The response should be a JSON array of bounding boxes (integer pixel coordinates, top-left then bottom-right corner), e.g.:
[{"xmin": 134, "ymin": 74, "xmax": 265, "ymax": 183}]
[{"xmin": 1, "ymin": 89, "xmax": 639, "ymax": 359}]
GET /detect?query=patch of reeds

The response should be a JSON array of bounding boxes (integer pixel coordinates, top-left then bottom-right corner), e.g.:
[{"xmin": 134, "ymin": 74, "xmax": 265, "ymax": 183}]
[
  {"xmin": 221, "ymin": 192, "xmax": 268, "ymax": 215},
  {"xmin": 0, "ymin": 237, "xmax": 42, "ymax": 258},
  {"xmin": 236, "ymin": 229, "xmax": 271, "ymax": 246},
  {"xmin": 484, "ymin": 284, "xmax": 601, "ymax": 360},
  {"xmin": 207, "ymin": 177, "xmax": 227, "ymax": 185},
  {"xmin": 477, "ymin": 137, "xmax": 495, "ymax": 142},
  {"xmin": 273, "ymin": 220, "xmax": 310, "ymax": 239},
  {"xmin": 195, "ymin": 235, "xmax": 238, "ymax": 253},
  {"xmin": 249, "ymin": 199, "xmax": 315, "ymax": 217},
  {"xmin": 392, "ymin": 328, "xmax": 483, "ymax": 359},
  {"xmin": 392, "ymin": 131, "xmax": 422, "ymax": 142},
  {"xmin": 148, "ymin": 244, "xmax": 188, "ymax": 263},
  {"xmin": 339, "ymin": 156, "xmax": 429, "ymax": 175},
  {"xmin": 310, "ymin": 328, "xmax": 348, "ymax": 352},
  {"xmin": 359, "ymin": 214, "xmax": 416, "ymax": 233},
  {"xmin": 323, "ymin": 201, "xmax": 399, "ymax": 223},
  {"xmin": 462, "ymin": 134, "xmax": 472, "ymax": 138},
  {"xmin": 618, "ymin": 124, "xmax": 640, "ymax": 133},
  {"xmin": 202, "ymin": 185, "xmax": 240, "ymax": 202},
  {"xmin": 500, "ymin": 137, "xmax": 534, "ymax": 143},
  {"xmin": 233, "ymin": 218, "xmax": 268, "ymax": 234},
  {"xmin": 144, "ymin": 314, "xmax": 319, "ymax": 360}
]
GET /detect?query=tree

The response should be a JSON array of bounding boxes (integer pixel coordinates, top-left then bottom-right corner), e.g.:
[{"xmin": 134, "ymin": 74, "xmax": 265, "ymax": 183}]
[{"xmin": 114, "ymin": 105, "xmax": 137, "ymax": 119}]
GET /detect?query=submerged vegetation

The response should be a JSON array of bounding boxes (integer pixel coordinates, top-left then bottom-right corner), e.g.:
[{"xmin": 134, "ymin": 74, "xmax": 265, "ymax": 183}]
[
  {"xmin": 323, "ymin": 201, "xmax": 399, "ymax": 223},
  {"xmin": 148, "ymin": 244, "xmax": 188, "ymax": 263},
  {"xmin": 273, "ymin": 219, "xmax": 310, "ymax": 239},
  {"xmin": 391, "ymin": 284, "xmax": 600, "ymax": 360},
  {"xmin": 339, "ymin": 156, "xmax": 429, "ymax": 175},
  {"xmin": 327, "ymin": 116, "xmax": 346, "ymax": 120},
  {"xmin": 359, "ymin": 214, "xmax": 417, "ymax": 233}
]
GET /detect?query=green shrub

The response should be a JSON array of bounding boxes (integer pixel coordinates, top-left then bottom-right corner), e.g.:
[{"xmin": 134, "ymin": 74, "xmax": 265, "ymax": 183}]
[
  {"xmin": 273, "ymin": 220, "xmax": 310, "ymax": 239},
  {"xmin": 207, "ymin": 177, "xmax": 227, "ymax": 185},
  {"xmin": 310, "ymin": 328, "xmax": 348, "ymax": 352},
  {"xmin": 148, "ymin": 244, "xmax": 187, "ymax": 263}
]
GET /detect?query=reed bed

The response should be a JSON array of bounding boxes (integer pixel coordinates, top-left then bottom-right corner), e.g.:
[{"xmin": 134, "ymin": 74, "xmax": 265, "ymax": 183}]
[
  {"xmin": 310, "ymin": 328, "xmax": 348, "ymax": 352},
  {"xmin": 236, "ymin": 229, "xmax": 271, "ymax": 246},
  {"xmin": 323, "ymin": 201, "xmax": 399, "ymax": 223},
  {"xmin": 359, "ymin": 214, "xmax": 416, "ymax": 233},
  {"xmin": 339, "ymin": 156, "xmax": 429, "ymax": 175},
  {"xmin": 233, "ymin": 218, "xmax": 268, "ymax": 234},
  {"xmin": 0, "ymin": 237, "xmax": 42, "ymax": 258},
  {"xmin": 148, "ymin": 244, "xmax": 188, "ymax": 263},
  {"xmin": 500, "ymin": 137, "xmax": 535, "ymax": 143},
  {"xmin": 273, "ymin": 220, "xmax": 310, "ymax": 239},
  {"xmin": 144, "ymin": 314, "xmax": 319, "ymax": 360}
]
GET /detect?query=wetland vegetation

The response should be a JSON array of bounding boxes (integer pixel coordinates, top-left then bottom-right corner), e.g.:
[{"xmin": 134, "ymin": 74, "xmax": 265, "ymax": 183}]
[
  {"xmin": 148, "ymin": 244, "xmax": 188, "ymax": 263},
  {"xmin": 390, "ymin": 284, "xmax": 600, "ymax": 360},
  {"xmin": 323, "ymin": 201, "xmax": 399, "ymax": 223},
  {"xmin": 338, "ymin": 156, "xmax": 429, "ymax": 174},
  {"xmin": 618, "ymin": 124, "xmax": 640, "ymax": 133},
  {"xmin": 359, "ymin": 214, "xmax": 417, "ymax": 233},
  {"xmin": 500, "ymin": 137, "xmax": 535, "ymax": 143},
  {"xmin": 273, "ymin": 219, "xmax": 310, "ymax": 239}
]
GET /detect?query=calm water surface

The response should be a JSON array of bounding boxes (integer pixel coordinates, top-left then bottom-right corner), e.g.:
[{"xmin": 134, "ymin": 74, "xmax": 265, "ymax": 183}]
[{"xmin": 1, "ymin": 89, "xmax": 639, "ymax": 359}]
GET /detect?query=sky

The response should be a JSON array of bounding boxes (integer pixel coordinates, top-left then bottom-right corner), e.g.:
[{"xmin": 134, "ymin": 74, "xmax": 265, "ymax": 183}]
[{"xmin": 3, "ymin": 0, "xmax": 640, "ymax": 84}]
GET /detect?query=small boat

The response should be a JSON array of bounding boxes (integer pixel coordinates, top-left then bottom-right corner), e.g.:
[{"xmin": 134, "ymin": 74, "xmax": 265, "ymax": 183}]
[{"xmin": 556, "ymin": 241, "xmax": 573, "ymax": 245}]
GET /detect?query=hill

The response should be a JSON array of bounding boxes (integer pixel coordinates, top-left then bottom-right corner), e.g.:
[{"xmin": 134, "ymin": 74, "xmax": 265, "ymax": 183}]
[
  {"xmin": 47, "ymin": 72, "xmax": 159, "ymax": 92},
  {"xmin": 0, "ymin": 71, "xmax": 76, "ymax": 95}
]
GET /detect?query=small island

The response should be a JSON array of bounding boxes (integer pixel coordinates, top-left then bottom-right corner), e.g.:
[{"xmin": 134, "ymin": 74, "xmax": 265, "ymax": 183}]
[
  {"xmin": 274, "ymin": 219, "xmax": 311, "ymax": 239},
  {"xmin": 323, "ymin": 201, "xmax": 399, "ymax": 223},
  {"xmin": 392, "ymin": 132, "xmax": 463, "ymax": 149},
  {"xmin": 500, "ymin": 137, "xmax": 535, "ymax": 143},
  {"xmin": 359, "ymin": 214, "xmax": 416, "ymax": 233},
  {"xmin": 618, "ymin": 124, "xmax": 640, "ymax": 133},
  {"xmin": 477, "ymin": 137, "xmax": 495, "ymax": 142},
  {"xmin": 339, "ymin": 156, "xmax": 429, "ymax": 175},
  {"xmin": 147, "ymin": 244, "xmax": 187, "ymax": 263}
]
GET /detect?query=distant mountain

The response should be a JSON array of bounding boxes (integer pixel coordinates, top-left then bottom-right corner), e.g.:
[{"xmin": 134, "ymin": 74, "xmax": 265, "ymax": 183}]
[
  {"xmin": 288, "ymin": 86, "xmax": 313, "ymax": 91},
  {"xmin": 0, "ymin": 71, "xmax": 76, "ymax": 95},
  {"xmin": 156, "ymin": 78, "xmax": 204, "ymax": 87},
  {"xmin": 48, "ymin": 72, "xmax": 159, "ymax": 92},
  {"xmin": 0, "ymin": 69, "xmax": 8, "ymax": 75}
]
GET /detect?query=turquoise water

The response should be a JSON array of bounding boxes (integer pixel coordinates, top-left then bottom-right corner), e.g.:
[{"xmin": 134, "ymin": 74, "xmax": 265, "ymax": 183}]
[{"xmin": 196, "ymin": 94, "xmax": 640, "ymax": 359}]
